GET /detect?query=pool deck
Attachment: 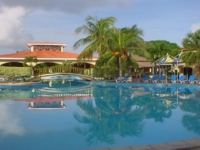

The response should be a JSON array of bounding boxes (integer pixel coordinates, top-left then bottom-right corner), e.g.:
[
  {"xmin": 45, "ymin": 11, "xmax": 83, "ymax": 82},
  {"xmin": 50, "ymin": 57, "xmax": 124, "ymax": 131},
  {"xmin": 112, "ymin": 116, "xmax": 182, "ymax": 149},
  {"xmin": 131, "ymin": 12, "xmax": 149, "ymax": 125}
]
[{"xmin": 97, "ymin": 138, "xmax": 200, "ymax": 150}]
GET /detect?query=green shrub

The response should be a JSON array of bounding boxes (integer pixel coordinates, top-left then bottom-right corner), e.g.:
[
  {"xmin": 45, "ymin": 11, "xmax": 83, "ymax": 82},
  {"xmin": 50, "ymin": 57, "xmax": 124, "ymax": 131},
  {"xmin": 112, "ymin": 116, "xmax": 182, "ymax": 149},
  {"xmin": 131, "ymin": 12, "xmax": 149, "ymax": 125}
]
[{"xmin": 0, "ymin": 66, "xmax": 32, "ymax": 77}]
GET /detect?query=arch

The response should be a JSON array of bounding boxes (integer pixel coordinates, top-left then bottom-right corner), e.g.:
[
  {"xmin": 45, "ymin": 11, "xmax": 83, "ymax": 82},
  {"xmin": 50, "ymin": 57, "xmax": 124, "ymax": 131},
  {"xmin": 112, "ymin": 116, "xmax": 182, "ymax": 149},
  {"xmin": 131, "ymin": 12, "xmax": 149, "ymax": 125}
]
[
  {"xmin": 1, "ymin": 62, "xmax": 23, "ymax": 67},
  {"xmin": 34, "ymin": 62, "xmax": 61, "ymax": 68},
  {"xmin": 73, "ymin": 62, "xmax": 95, "ymax": 69}
]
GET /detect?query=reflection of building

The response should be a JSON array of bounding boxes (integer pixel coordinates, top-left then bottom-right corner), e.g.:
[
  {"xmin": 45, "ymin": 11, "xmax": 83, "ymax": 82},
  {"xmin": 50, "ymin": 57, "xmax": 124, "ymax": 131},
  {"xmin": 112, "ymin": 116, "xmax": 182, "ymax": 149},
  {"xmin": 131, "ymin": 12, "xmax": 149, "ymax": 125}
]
[
  {"xmin": 18, "ymin": 93, "xmax": 93, "ymax": 110},
  {"xmin": 28, "ymin": 101, "xmax": 66, "ymax": 110}
]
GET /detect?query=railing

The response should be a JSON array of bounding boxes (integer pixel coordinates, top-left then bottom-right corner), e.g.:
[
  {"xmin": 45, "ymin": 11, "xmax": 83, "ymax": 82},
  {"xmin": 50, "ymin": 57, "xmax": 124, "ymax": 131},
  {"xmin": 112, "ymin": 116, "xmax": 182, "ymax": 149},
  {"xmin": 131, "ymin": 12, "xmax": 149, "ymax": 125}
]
[{"xmin": 34, "ymin": 66, "xmax": 93, "ymax": 76}]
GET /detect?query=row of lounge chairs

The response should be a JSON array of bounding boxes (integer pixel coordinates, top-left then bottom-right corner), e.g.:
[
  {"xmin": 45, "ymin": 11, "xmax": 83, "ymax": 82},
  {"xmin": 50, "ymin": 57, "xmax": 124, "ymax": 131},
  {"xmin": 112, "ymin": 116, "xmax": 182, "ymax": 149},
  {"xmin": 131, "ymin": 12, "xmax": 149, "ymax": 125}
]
[
  {"xmin": 143, "ymin": 74, "xmax": 200, "ymax": 84},
  {"xmin": 115, "ymin": 74, "xmax": 200, "ymax": 84}
]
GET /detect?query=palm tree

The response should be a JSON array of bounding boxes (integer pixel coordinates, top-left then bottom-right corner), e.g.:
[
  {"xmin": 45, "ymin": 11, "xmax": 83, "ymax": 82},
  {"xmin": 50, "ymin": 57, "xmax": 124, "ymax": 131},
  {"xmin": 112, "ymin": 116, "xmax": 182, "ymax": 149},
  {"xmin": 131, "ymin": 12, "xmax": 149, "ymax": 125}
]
[
  {"xmin": 96, "ymin": 25, "xmax": 149, "ymax": 77},
  {"xmin": 23, "ymin": 56, "xmax": 37, "ymax": 67},
  {"xmin": 73, "ymin": 16, "xmax": 116, "ymax": 60},
  {"xmin": 23, "ymin": 56, "xmax": 37, "ymax": 76},
  {"xmin": 181, "ymin": 29, "xmax": 200, "ymax": 66}
]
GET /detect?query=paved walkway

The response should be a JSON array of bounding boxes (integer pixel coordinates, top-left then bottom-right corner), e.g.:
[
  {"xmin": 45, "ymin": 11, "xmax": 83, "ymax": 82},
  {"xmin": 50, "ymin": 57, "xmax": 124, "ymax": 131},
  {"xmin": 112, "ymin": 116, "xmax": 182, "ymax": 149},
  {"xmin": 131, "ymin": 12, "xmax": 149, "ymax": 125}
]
[{"xmin": 97, "ymin": 138, "xmax": 200, "ymax": 150}]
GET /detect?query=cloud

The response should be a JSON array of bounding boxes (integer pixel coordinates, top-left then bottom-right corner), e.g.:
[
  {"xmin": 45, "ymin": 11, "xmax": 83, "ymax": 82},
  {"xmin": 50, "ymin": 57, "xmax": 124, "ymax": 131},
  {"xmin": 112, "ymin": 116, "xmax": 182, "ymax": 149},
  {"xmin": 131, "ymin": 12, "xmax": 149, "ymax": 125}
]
[
  {"xmin": 191, "ymin": 23, "xmax": 200, "ymax": 32},
  {"xmin": 0, "ymin": 0, "xmax": 132, "ymax": 14},
  {"xmin": 0, "ymin": 0, "xmax": 132, "ymax": 53},
  {"xmin": 0, "ymin": 101, "xmax": 24, "ymax": 135},
  {"xmin": 0, "ymin": 6, "xmax": 33, "ymax": 51}
]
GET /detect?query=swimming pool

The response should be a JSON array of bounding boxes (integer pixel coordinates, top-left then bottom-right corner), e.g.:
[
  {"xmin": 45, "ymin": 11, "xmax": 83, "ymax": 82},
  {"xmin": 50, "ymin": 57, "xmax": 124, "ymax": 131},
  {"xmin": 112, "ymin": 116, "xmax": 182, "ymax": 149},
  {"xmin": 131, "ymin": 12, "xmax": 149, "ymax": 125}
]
[{"xmin": 0, "ymin": 80, "xmax": 200, "ymax": 150}]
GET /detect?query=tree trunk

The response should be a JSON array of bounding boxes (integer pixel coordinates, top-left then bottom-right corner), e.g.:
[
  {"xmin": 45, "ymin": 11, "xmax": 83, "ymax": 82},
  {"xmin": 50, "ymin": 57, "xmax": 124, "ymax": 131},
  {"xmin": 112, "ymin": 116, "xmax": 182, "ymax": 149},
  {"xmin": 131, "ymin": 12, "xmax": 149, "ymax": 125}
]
[{"xmin": 119, "ymin": 57, "xmax": 122, "ymax": 77}]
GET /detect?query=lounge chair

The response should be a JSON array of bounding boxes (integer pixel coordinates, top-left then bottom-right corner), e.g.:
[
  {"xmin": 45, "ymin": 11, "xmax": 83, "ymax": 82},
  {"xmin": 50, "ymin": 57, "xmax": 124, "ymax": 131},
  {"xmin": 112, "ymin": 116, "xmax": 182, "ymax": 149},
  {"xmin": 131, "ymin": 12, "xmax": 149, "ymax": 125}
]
[
  {"xmin": 149, "ymin": 75, "xmax": 159, "ymax": 83},
  {"xmin": 195, "ymin": 77, "xmax": 200, "ymax": 84},
  {"xmin": 169, "ymin": 75, "xmax": 177, "ymax": 83},
  {"xmin": 158, "ymin": 75, "xmax": 166, "ymax": 83},
  {"xmin": 142, "ymin": 74, "xmax": 150, "ymax": 83},
  {"xmin": 116, "ymin": 74, "xmax": 131, "ymax": 83},
  {"xmin": 186, "ymin": 75, "xmax": 196, "ymax": 84},
  {"xmin": 177, "ymin": 75, "xmax": 186, "ymax": 83}
]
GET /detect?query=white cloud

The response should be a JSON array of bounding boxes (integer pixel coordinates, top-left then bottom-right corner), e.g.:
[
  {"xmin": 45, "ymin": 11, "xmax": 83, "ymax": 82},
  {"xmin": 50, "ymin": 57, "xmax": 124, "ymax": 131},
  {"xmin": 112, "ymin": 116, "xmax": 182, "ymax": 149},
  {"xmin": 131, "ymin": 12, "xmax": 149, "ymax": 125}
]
[
  {"xmin": 191, "ymin": 23, "xmax": 200, "ymax": 32},
  {"xmin": 0, "ymin": 101, "xmax": 24, "ymax": 135},
  {"xmin": 0, "ymin": 0, "xmax": 132, "ymax": 14},
  {"xmin": 0, "ymin": 6, "xmax": 33, "ymax": 51}
]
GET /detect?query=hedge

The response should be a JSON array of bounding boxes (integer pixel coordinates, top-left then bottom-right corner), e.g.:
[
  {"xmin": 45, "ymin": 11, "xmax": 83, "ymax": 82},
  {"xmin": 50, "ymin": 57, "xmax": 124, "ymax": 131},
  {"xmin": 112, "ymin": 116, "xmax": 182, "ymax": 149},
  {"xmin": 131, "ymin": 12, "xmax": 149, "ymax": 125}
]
[{"xmin": 0, "ymin": 66, "xmax": 32, "ymax": 77}]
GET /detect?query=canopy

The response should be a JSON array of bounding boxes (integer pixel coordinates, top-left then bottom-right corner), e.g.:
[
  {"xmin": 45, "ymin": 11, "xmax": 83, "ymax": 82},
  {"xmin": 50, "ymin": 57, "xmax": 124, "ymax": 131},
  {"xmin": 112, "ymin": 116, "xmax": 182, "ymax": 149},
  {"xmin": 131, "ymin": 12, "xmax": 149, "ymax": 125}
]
[
  {"xmin": 153, "ymin": 53, "xmax": 177, "ymax": 76},
  {"xmin": 173, "ymin": 53, "xmax": 183, "ymax": 64},
  {"xmin": 155, "ymin": 53, "xmax": 176, "ymax": 65}
]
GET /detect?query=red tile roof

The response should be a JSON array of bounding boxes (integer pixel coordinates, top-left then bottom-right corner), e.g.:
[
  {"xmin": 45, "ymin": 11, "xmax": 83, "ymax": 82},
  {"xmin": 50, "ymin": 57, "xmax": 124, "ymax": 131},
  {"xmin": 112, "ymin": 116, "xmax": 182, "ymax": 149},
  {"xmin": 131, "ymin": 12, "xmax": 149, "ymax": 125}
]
[
  {"xmin": 0, "ymin": 50, "xmax": 98, "ymax": 59},
  {"xmin": 0, "ymin": 50, "xmax": 77, "ymax": 59}
]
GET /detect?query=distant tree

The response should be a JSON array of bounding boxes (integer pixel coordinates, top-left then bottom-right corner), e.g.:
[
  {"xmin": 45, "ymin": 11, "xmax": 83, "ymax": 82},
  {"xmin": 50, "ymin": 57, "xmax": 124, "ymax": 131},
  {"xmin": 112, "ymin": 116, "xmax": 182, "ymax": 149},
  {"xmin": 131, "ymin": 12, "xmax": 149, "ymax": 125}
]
[
  {"xmin": 181, "ymin": 29, "xmax": 200, "ymax": 66},
  {"xmin": 146, "ymin": 40, "xmax": 181, "ymax": 62}
]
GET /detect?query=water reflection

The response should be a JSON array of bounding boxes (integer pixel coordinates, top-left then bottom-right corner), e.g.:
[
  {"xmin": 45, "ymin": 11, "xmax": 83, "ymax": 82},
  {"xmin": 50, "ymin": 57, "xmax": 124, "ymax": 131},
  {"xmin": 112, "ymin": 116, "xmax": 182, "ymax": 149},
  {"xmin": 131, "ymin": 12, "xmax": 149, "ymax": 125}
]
[
  {"xmin": 1, "ymin": 82, "xmax": 200, "ymax": 148},
  {"xmin": 178, "ymin": 88, "xmax": 200, "ymax": 135},
  {"xmin": 74, "ymin": 85, "xmax": 200, "ymax": 145},
  {"xmin": 0, "ymin": 101, "xmax": 24, "ymax": 135},
  {"xmin": 0, "ymin": 80, "xmax": 93, "ymax": 111},
  {"xmin": 74, "ymin": 86, "xmax": 147, "ymax": 145}
]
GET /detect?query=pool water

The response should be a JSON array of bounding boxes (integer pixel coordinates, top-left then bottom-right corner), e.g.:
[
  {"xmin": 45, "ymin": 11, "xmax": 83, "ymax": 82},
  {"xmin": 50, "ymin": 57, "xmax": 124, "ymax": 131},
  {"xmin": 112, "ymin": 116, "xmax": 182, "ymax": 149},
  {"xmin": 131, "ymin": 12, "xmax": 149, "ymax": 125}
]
[{"xmin": 0, "ymin": 80, "xmax": 200, "ymax": 150}]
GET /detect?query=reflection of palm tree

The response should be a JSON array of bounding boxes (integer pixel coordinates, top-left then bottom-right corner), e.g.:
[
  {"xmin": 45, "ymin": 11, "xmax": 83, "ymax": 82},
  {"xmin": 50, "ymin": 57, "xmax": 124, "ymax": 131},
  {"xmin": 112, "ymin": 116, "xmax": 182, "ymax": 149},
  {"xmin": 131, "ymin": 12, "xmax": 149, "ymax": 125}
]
[
  {"xmin": 182, "ymin": 114, "xmax": 200, "ymax": 135},
  {"xmin": 146, "ymin": 102, "xmax": 172, "ymax": 122},
  {"xmin": 74, "ymin": 87, "xmax": 147, "ymax": 145},
  {"xmin": 180, "ymin": 99, "xmax": 200, "ymax": 135},
  {"xmin": 179, "ymin": 98, "xmax": 200, "ymax": 114},
  {"xmin": 133, "ymin": 94, "xmax": 174, "ymax": 122},
  {"xmin": 74, "ymin": 99, "xmax": 116, "ymax": 145}
]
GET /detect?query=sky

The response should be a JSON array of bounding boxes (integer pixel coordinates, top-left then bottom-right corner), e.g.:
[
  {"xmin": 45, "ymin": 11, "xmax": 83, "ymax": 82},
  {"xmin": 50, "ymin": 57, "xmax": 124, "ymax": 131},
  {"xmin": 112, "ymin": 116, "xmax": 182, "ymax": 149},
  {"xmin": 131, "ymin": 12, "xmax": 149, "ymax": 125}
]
[{"xmin": 0, "ymin": 0, "xmax": 200, "ymax": 54}]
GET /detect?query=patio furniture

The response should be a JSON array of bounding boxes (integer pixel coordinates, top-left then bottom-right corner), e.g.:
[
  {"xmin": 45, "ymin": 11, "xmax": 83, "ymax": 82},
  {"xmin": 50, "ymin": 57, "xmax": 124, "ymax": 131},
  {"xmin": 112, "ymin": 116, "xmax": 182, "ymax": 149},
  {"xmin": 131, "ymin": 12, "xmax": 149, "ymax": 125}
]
[
  {"xmin": 177, "ymin": 75, "xmax": 186, "ymax": 84},
  {"xmin": 149, "ymin": 75, "xmax": 159, "ymax": 83},
  {"xmin": 158, "ymin": 75, "xmax": 166, "ymax": 83},
  {"xmin": 187, "ymin": 75, "xmax": 196, "ymax": 84},
  {"xmin": 142, "ymin": 74, "xmax": 150, "ymax": 83},
  {"xmin": 169, "ymin": 75, "xmax": 177, "ymax": 83},
  {"xmin": 116, "ymin": 74, "xmax": 131, "ymax": 83}
]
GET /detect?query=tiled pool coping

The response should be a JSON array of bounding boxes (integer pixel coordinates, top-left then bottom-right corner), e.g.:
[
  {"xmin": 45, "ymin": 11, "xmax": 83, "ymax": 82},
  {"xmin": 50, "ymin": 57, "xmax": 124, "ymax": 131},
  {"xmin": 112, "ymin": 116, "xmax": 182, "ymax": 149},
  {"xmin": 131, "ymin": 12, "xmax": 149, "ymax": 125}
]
[{"xmin": 97, "ymin": 138, "xmax": 200, "ymax": 150}]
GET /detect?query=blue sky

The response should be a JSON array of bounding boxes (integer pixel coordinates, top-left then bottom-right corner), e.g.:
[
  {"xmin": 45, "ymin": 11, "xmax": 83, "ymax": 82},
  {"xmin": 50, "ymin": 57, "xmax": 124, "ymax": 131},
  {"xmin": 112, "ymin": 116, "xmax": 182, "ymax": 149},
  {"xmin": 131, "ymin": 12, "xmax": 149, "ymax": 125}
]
[{"xmin": 0, "ymin": 0, "xmax": 199, "ymax": 54}]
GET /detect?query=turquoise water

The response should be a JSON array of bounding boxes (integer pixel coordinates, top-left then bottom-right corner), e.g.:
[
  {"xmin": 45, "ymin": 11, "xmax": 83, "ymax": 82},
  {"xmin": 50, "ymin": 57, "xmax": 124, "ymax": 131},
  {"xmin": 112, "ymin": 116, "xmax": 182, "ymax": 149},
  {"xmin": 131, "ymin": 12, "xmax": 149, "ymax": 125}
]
[{"xmin": 0, "ymin": 80, "xmax": 200, "ymax": 150}]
